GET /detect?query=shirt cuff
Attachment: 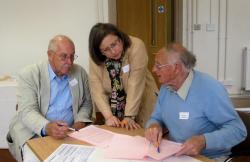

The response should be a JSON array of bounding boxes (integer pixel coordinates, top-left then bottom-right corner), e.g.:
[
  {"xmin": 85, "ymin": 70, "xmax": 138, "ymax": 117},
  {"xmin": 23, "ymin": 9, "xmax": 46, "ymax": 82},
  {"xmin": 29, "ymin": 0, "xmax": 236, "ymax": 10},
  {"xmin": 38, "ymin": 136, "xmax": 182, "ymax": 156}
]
[
  {"xmin": 145, "ymin": 119, "xmax": 161, "ymax": 128},
  {"xmin": 41, "ymin": 127, "xmax": 46, "ymax": 137}
]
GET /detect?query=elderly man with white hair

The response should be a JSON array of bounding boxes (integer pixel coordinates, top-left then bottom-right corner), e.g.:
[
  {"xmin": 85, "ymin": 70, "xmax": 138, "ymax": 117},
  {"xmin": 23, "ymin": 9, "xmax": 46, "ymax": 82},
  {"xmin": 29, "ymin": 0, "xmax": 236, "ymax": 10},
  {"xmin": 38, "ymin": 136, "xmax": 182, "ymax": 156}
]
[
  {"xmin": 7, "ymin": 35, "xmax": 92, "ymax": 162},
  {"xmin": 145, "ymin": 43, "xmax": 247, "ymax": 162}
]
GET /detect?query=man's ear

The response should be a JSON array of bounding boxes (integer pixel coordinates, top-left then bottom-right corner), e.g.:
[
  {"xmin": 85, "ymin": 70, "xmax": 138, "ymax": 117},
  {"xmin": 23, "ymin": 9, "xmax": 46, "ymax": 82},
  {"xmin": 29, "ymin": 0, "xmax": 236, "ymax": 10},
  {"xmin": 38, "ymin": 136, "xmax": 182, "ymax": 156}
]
[
  {"xmin": 47, "ymin": 50, "xmax": 53, "ymax": 60},
  {"xmin": 174, "ymin": 62, "xmax": 183, "ymax": 74}
]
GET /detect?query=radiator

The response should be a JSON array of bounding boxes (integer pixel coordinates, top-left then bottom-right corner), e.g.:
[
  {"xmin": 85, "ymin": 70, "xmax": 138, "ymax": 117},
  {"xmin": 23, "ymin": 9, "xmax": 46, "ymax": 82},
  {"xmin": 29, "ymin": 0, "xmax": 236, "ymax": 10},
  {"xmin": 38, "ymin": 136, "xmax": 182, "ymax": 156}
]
[
  {"xmin": 236, "ymin": 107, "xmax": 250, "ymax": 113},
  {"xmin": 242, "ymin": 47, "xmax": 250, "ymax": 91}
]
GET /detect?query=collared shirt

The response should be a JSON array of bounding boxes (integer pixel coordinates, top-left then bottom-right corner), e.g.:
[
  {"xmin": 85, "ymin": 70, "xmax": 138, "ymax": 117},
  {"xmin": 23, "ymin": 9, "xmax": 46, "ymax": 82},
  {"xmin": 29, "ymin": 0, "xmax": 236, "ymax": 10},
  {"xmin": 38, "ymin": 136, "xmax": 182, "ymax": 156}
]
[
  {"xmin": 146, "ymin": 70, "xmax": 247, "ymax": 158},
  {"xmin": 176, "ymin": 70, "xmax": 193, "ymax": 100},
  {"xmin": 45, "ymin": 64, "xmax": 74, "ymax": 126},
  {"xmin": 166, "ymin": 70, "xmax": 193, "ymax": 100}
]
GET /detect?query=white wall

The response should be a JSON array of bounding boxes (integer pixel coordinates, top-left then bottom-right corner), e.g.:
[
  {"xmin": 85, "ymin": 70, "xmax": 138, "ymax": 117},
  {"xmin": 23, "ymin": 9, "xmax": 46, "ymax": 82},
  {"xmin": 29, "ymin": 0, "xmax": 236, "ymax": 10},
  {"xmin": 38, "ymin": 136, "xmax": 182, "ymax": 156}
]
[
  {"xmin": 182, "ymin": 0, "xmax": 250, "ymax": 94},
  {"xmin": 0, "ymin": 0, "xmax": 112, "ymax": 148},
  {"xmin": 0, "ymin": 0, "xmax": 112, "ymax": 77}
]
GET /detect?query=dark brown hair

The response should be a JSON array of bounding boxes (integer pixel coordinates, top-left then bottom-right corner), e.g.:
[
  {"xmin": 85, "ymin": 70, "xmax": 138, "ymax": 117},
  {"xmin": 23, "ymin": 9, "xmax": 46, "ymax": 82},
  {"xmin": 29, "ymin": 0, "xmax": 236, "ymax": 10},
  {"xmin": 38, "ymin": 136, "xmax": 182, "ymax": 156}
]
[{"xmin": 88, "ymin": 23, "xmax": 131, "ymax": 65}]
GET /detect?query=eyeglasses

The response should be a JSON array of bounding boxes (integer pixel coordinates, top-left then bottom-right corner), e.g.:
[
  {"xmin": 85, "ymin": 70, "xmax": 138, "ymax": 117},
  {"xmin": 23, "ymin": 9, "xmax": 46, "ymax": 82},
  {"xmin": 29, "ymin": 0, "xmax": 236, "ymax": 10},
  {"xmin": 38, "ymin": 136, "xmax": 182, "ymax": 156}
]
[
  {"xmin": 101, "ymin": 38, "xmax": 121, "ymax": 54},
  {"xmin": 154, "ymin": 63, "xmax": 172, "ymax": 70},
  {"xmin": 58, "ymin": 54, "xmax": 78, "ymax": 61}
]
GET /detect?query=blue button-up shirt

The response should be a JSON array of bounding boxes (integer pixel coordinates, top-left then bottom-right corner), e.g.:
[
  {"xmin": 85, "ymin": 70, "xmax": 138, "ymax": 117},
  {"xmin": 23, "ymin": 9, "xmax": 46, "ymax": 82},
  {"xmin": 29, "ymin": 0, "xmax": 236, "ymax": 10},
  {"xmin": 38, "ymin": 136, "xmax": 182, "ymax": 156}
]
[{"xmin": 41, "ymin": 65, "xmax": 74, "ymax": 137}]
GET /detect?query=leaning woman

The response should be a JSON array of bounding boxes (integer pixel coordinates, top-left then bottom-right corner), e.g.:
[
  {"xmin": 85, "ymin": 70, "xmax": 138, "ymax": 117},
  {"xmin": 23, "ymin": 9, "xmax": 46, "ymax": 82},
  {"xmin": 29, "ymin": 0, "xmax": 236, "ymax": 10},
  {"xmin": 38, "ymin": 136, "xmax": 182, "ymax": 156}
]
[{"xmin": 89, "ymin": 23, "xmax": 158, "ymax": 129}]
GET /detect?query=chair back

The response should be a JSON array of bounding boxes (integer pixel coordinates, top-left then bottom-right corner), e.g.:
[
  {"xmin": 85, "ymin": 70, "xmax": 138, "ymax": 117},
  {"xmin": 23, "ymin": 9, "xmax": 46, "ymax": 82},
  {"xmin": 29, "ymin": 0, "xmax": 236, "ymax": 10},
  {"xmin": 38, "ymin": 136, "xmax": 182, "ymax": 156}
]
[{"xmin": 231, "ymin": 111, "xmax": 250, "ymax": 156}]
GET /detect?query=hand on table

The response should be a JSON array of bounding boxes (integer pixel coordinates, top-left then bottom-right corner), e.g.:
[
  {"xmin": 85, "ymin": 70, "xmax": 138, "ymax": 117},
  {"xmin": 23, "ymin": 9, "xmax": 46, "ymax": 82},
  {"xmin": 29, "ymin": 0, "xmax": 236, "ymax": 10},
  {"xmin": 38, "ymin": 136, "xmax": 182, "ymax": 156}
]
[
  {"xmin": 175, "ymin": 135, "xmax": 206, "ymax": 156},
  {"xmin": 120, "ymin": 117, "xmax": 141, "ymax": 130},
  {"xmin": 105, "ymin": 115, "xmax": 121, "ymax": 127}
]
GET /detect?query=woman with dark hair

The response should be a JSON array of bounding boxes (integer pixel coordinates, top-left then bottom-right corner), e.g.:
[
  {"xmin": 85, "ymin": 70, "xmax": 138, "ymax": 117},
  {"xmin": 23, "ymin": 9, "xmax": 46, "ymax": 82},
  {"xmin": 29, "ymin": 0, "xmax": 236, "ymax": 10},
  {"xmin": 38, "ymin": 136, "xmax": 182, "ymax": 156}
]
[{"xmin": 89, "ymin": 23, "xmax": 158, "ymax": 129}]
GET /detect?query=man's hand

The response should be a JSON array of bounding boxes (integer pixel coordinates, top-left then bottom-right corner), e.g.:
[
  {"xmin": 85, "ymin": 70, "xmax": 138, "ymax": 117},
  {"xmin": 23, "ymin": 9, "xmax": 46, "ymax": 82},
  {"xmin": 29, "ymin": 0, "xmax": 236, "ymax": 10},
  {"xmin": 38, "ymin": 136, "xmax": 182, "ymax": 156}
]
[
  {"xmin": 105, "ymin": 115, "xmax": 121, "ymax": 127},
  {"xmin": 72, "ymin": 122, "xmax": 86, "ymax": 131},
  {"xmin": 175, "ymin": 135, "xmax": 206, "ymax": 156},
  {"xmin": 145, "ymin": 123, "xmax": 163, "ymax": 147},
  {"xmin": 45, "ymin": 121, "xmax": 69, "ymax": 139},
  {"xmin": 120, "ymin": 117, "xmax": 141, "ymax": 130}
]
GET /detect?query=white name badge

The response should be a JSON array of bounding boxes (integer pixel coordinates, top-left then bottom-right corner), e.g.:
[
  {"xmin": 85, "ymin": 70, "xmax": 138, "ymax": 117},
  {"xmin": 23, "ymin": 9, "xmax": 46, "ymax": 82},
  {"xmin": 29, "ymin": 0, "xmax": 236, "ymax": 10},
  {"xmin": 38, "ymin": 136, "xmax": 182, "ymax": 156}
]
[
  {"xmin": 179, "ymin": 112, "xmax": 189, "ymax": 120},
  {"xmin": 69, "ymin": 78, "xmax": 78, "ymax": 87},
  {"xmin": 122, "ymin": 64, "xmax": 130, "ymax": 73}
]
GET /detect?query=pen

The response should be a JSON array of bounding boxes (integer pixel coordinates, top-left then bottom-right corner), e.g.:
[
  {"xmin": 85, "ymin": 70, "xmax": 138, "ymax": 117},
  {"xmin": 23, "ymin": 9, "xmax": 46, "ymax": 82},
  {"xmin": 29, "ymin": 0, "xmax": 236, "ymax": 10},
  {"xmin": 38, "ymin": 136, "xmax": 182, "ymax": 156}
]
[
  {"xmin": 68, "ymin": 127, "xmax": 77, "ymax": 132},
  {"xmin": 57, "ymin": 123, "xmax": 77, "ymax": 132},
  {"xmin": 157, "ymin": 146, "xmax": 160, "ymax": 153},
  {"xmin": 156, "ymin": 141, "xmax": 160, "ymax": 153}
]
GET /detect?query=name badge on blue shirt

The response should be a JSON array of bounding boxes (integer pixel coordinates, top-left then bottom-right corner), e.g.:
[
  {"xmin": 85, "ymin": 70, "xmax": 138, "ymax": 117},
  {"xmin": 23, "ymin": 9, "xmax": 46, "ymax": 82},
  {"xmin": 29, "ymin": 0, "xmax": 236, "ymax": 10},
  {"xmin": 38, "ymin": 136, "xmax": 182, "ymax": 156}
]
[
  {"xmin": 179, "ymin": 112, "xmax": 189, "ymax": 120},
  {"xmin": 69, "ymin": 78, "xmax": 78, "ymax": 87}
]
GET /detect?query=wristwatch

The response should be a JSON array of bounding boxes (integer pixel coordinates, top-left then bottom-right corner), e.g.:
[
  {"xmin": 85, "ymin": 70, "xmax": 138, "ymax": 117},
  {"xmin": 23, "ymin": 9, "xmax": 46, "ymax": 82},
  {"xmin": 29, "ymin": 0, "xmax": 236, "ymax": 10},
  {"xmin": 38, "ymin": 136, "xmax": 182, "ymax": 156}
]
[{"xmin": 124, "ymin": 116, "xmax": 136, "ymax": 120}]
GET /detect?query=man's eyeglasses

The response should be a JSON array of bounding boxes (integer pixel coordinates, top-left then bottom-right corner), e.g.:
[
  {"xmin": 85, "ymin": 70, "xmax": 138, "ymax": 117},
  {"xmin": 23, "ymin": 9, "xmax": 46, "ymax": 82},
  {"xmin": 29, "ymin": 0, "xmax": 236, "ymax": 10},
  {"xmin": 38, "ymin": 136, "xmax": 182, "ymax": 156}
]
[
  {"xmin": 101, "ymin": 38, "xmax": 121, "ymax": 54},
  {"xmin": 58, "ymin": 54, "xmax": 78, "ymax": 61},
  {"xmin": 154, "ymin": 63, "xmax": 171, "ymax": 70}
]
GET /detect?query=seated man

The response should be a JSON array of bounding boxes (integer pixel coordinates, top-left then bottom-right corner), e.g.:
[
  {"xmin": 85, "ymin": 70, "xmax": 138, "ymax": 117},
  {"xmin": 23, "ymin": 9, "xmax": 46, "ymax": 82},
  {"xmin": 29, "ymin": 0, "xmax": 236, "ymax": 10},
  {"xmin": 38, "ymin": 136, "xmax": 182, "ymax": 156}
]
[
  {"xmin": 145, "ymin": 43, "xmax": 247, "ymax": 161},
  {"xmin": 8, "ymin": 35, "xmax": 92, "ymax": 162}
]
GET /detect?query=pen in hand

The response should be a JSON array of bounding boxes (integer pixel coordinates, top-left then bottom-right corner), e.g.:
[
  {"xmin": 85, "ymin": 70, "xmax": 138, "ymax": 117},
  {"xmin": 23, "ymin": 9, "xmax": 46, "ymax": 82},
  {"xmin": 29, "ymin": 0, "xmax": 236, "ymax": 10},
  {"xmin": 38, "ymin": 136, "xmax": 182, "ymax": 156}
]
[
  {"xmin": 68, "ymin": 127, "xmax": 78, "ymax": 132},
  {"xmin": 57, "ymin": 122, "xmax": 77, "ymax": 132},
  {"xmin": 157, "ymin": 142, "xmax": 160, "ymax": 153},
  {"xmin": 157, "ymin": 146, "xmax": 160, "ymax": 153}
]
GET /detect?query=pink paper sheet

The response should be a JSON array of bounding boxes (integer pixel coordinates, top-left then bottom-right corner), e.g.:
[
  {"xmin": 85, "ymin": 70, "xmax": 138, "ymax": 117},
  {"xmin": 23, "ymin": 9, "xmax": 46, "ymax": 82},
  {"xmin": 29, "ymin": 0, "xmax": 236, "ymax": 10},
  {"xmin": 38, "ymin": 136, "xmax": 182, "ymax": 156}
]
[
  {"xmin": 147, "ymin": 139, "xmax": 182, "ymax": 160},
  {"xmin": 104, "ymin": 135, "xmax": 182, "ymax": 160},
  {"xmin": 69, "ymin": 125, "xmax": 182, "ymax": 161},
  {"xmin": 104, "ymin": 134, "xmax": 149, "ymax": 159},
  {"xmin": 68, "ymin": 125, "xmax": 115, "ymax": 148}
]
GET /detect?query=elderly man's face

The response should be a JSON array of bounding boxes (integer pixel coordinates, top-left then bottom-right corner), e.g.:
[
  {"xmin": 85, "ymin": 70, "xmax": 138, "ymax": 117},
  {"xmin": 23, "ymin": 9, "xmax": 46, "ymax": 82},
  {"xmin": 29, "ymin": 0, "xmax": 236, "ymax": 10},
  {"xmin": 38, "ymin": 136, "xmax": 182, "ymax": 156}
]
[
  {"xmin": 152, "ymin": 48, "xmax": 177, "ymax": 85},
  {"xmin": 48, "ymin": 39, "xmax": 75, "ymax": 77}
]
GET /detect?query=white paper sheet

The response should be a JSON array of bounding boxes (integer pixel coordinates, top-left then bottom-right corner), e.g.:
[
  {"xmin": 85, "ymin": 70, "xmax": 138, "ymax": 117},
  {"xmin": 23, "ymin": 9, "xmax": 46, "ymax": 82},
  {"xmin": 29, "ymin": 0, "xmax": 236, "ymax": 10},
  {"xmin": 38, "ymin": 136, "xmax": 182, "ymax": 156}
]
[
  {"xmin": 44, "ymin": 144, "xmax": 95, "ymax": 162},
  {"xmin": 89, "ymin": 148, "xmax": 201, "ymax": 162}
]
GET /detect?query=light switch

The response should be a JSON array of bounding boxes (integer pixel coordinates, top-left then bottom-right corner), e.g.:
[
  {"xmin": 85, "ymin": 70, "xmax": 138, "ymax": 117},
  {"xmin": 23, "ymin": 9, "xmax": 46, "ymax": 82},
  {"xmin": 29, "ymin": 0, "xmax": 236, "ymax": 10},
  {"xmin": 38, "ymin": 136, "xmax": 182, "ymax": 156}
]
[
  {"xmin": 206, "ymin": 24, "xmax": 216, "ymax": 31},
  {"xmin": 193, "ymin": 24, "xmax": 201, "ymax": 30}
]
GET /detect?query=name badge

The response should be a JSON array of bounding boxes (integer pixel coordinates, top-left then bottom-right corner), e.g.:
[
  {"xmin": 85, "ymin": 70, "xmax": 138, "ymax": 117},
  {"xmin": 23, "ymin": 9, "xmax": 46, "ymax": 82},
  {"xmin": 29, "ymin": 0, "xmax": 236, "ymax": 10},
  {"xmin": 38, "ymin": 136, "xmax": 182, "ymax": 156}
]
[
  {"xmin": 122, "ymin": 64, "xmax": 130, "ymax": 73},
  {"xmin": 69, "ymin": 78, "xmax": 78, "ymax": 87},
  {"xmin": 179, "ymin": 112, "xmax": 189, "ymax": 120}
]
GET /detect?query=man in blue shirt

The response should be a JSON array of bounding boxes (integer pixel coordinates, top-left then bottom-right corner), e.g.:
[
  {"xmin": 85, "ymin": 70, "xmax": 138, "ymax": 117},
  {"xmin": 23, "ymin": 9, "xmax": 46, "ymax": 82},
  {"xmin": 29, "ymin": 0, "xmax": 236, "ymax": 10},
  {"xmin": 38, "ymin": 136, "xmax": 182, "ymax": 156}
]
[
  {"xmin": 8, "ymin": 35, "xmax": 92, "ymax": 162},
  {"xmin": 145, "ymin": 43, "xmax": 247, "ymax": 161}
]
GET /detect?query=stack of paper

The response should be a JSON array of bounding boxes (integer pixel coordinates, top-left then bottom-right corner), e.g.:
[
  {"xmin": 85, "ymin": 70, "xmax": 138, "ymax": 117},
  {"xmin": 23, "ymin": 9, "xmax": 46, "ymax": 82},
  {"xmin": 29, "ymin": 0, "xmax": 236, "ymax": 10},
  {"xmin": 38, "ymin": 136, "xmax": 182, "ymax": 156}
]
[
  {"xmin": 44, "ymin": 144, "xmax": 95, "ymax": 162},
  {"xmin": 69, "ymin": 125, "xmax": 182, "ymax": 161},
  {"xmin": 103, "ymin": 134, "xmax": 182, "ymax": 160},
  {"xmin": 69, "ymin": 125, "xmax": 115, "ymax": 148}
]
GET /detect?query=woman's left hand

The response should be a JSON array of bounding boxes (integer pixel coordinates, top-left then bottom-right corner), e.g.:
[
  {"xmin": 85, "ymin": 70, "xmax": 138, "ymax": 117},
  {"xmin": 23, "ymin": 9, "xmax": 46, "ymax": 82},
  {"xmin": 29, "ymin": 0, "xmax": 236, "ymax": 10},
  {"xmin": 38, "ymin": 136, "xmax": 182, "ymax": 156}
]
[{"xmin": 121, "ymin": 117, "xmax": 141, "ymax": 130}]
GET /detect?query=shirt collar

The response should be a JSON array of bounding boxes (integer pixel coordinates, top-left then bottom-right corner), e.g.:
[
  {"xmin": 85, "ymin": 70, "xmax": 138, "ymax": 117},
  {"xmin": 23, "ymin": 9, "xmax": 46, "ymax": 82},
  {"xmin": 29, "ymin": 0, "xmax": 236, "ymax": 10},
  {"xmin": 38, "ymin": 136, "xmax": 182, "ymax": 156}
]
[
  {"xmin": 176, "ymin": 70, "xmax": 194, "ymax": 100},
  {"xmin": 48, "ymin": 64, "xmax": 68, "ymax": 81},
  {"xmin": 48, "ymin": 64, "xmax": 56, "ymax": 81}
]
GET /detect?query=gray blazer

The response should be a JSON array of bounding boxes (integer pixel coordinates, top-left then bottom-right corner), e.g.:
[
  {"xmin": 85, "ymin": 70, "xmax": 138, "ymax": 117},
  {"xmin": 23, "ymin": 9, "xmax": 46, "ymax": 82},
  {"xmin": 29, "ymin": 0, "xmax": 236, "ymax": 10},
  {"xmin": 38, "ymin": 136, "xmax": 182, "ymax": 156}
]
[{"xmin": 8, "ymin": 60, "xmax": 92, "ymax": 161}]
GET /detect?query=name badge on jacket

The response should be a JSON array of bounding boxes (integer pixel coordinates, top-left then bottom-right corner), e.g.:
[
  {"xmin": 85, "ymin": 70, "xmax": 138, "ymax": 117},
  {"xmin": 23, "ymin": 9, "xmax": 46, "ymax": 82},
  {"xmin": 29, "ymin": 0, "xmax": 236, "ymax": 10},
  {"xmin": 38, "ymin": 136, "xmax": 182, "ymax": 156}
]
[
  {"xmin": 122, "ymin": 64, "xmax": 130, "ymax": 73},
  {"xmin": 179, "ymin": 112, "xmax": 189, "ymax": 120},
  {"xmin": 69, "ymin": 78, "xmax": 78, "ymax": 87}
]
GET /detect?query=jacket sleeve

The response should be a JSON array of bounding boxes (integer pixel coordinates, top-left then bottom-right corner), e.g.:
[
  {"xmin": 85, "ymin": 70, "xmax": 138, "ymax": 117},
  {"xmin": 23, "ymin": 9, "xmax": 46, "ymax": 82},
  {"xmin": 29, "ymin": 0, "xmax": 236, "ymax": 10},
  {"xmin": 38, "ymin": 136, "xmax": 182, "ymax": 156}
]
[
  {"xmin": 17, "ymin": 66, "xmax": 49, "ymax": 136},
  {"xmin": 74, "ymin": 67, "xmax": 93, "ymax": 123},
  {"xmin": 124, "ymin": 38, "xmax": 148, "ymax": 116},
  {"xmin": 89, "ymin": 58, "xmax": 113, "ymax": 119}
]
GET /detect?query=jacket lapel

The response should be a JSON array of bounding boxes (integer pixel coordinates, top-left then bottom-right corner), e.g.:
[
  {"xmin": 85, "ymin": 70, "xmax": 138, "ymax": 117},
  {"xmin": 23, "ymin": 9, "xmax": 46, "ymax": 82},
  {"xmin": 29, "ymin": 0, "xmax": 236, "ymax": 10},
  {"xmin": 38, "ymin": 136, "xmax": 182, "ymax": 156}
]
[
  {"xmin": 40, "ymin": 61, "xmax": 51, "ymax": 115},
  {"xmin": 68, "ymin": 68, "xmax": 78, "ymax": 115}
]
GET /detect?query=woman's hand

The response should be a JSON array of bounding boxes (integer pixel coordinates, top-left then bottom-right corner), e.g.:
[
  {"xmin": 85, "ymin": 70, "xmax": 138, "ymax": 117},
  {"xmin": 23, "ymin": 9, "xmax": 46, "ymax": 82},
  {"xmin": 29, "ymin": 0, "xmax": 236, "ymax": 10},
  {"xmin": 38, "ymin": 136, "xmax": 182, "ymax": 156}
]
[
  {"xmin": 105, "ymin": 115, "xmax": 121, "ymax": 127},
  {"xmin": 120, "ymin": 117, "xmax": 141, "ymax": 130}
]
